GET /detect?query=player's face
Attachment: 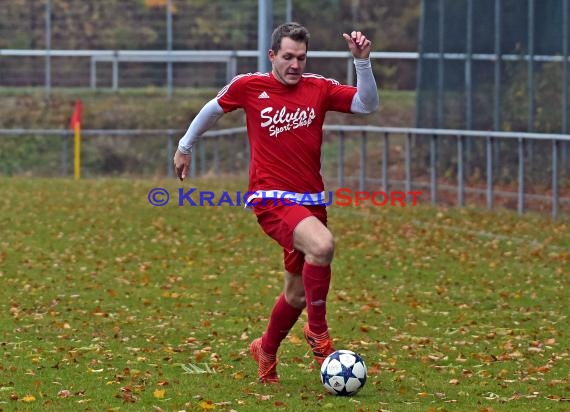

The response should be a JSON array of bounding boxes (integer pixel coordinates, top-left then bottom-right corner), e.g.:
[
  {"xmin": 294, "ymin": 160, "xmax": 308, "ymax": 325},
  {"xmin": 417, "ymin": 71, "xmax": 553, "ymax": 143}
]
[{"xmin": 269, "ymin": 37, "xmax": 307, "ymax": 86}]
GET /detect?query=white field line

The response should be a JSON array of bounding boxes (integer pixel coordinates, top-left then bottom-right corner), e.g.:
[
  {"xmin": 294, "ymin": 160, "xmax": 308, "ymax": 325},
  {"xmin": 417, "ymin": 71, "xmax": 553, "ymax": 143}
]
[
  {"xmin": 410, "ymin": 220, "xmax": 567, "ymax": 252},
  {"xmin": 331, "ymin": 207, "xmax": 568, "ymax": 253}
]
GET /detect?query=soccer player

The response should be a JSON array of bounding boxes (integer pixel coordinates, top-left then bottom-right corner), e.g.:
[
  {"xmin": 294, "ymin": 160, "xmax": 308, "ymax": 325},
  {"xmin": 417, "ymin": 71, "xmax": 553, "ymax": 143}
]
[{"xmin": 173, "ymin": 22, "xmax": 379, "ymax": 383}]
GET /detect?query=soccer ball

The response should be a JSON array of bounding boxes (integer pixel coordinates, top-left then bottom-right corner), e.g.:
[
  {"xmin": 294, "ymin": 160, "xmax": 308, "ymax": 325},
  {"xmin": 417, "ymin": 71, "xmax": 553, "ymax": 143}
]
[{"xmin": 320, "ymin": 350, "xmax": 367, "ymax": 396}]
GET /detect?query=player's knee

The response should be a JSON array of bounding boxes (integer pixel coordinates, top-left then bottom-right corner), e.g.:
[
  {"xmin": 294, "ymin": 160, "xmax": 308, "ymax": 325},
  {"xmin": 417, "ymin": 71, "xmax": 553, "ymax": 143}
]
[{"xmin": 308, "ymin": 235, "xmax": 335, "ymax": 265}]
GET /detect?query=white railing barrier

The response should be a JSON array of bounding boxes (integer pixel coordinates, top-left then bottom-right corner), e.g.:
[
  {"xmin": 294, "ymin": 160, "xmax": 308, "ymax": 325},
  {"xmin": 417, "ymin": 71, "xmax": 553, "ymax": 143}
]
[{"xmin": 0, "ymin": 126, "xmax": 568, "ymax": 218}]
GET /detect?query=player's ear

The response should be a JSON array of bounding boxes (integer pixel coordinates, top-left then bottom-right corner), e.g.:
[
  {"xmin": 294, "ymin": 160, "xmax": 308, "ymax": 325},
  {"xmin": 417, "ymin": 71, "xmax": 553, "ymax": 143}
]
[{"xmin": 268, "ymin": 49, "xmax": 276, "ymax": 62}]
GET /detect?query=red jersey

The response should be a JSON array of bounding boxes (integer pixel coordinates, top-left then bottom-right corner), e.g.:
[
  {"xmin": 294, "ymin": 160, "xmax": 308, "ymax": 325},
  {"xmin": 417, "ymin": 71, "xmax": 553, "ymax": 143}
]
[{"xmin": 216, "ymin": 72, "xmax": 357, "ymax": 194}]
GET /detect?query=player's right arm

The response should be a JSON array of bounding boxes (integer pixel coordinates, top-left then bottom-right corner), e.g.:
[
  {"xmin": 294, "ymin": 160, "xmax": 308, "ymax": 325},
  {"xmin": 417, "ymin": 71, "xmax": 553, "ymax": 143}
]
[
  {"xmin": 174, "ymin": 98, "xmax": 224, "ymax": 181},
  {"xmin": 174, "ymin": 74, "xmax": 248, "ymax": 181}
]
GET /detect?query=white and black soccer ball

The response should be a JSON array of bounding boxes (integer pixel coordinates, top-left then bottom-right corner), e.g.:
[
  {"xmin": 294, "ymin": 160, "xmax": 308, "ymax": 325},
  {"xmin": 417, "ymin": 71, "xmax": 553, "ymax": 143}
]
[{"xmin": 320, "ymin": 350, "xmax": 367, "ymax": 396}]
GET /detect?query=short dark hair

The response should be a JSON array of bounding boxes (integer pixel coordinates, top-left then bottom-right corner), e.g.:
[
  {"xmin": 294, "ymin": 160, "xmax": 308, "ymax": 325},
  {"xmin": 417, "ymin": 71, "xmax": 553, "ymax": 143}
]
[{"xmin": 270, "ymin": 22, "xmax": 310, "ymax": 53}]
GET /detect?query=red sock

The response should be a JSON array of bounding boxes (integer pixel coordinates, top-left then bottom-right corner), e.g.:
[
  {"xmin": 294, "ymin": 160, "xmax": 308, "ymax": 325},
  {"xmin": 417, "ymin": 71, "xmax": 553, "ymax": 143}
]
[
  {"xmin": 261, "ymin": 294, "xmax": 303, "ymax": 355},
  {"xmin": 302, "ymin": 262, "xmax": 331, "ymax": 335}
]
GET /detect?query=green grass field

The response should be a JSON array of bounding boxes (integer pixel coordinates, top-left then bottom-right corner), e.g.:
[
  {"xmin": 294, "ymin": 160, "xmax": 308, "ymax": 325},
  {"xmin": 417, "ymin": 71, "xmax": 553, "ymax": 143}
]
[{"xmin": 0, "ymin": 177, "xmax": 568, "ymax": 411}]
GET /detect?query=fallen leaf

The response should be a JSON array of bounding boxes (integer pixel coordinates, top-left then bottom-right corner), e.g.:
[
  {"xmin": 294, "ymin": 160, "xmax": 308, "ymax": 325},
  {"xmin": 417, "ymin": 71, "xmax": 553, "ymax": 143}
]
[
  {"xmin": 199, "ymin": 400, "xmax": 215, "ymax": 409},
  {"xmin": 58, "ymin": 389, "xmax": 72, "ymax": 398},
  {"xmin": 153, "ymin": 389, "xmax": 165, "ymax": 399},
  {"xmin": 288, "ymin": 335, "xmax": 302, "ymax": 344},
  {"xmin": 22, "ymin": 394, "xmax": 36, "ymax": 402}
]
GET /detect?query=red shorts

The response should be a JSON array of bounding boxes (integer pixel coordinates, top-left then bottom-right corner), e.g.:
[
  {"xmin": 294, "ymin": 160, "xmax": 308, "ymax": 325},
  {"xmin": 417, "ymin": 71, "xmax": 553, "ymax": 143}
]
[{"xmin": 253, "ymin": 201, "xmax": 327, "ymax": 275}]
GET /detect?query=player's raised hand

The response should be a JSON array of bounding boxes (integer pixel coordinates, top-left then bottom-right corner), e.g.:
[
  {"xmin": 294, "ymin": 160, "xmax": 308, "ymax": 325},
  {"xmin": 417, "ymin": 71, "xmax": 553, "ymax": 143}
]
[
  {"xmin": 342, "ymin": 31, "xmax": 372, "ymax": 59},
  {"xmin": 173, "ymin": 149, "xmax": 191, "ymax": 181}
]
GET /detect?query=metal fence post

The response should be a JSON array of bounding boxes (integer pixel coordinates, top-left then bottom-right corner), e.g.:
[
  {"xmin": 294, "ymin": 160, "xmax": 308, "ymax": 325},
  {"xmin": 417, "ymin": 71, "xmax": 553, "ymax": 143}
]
[
  {"xmin": 518, "ymin": 137, "xmax": 525, "ymax": 214},
  {"xmin": 244, "ymin": 134, "xmax": 250, "ymax": 174},
  {"xmin": 213, "ymin": 138, "xmax": 220, "ymax": 175},
  {"xmin": 190, "ymin": 146, "xmax": 196, "ymax": 179},
  {"xmin": 286, "ymin": 0, "xmax": 293, "ymax": 21},
  {"xmin": 486, "ymin": 136, "xmax": 494, "ymax": 209},
  {"xmin": 90, "ymin": 57, "xmax": 97, "ymax": 89},
  {"xmin": 405, "ymin": 133, "xmax": 412, "ymax": 198},
  {"xmin": 338, "ymin": 131, "xmax": 345, "ymax": 188},
  {"xmin": 227, "ymin": 52, "xmax": 238, "ymax": 83},
  {"xmin": 167, "ymin": 130, "xmax": 174, "ymax": 178},
  {"xmin": 61, "ymin": 132, "xmax": 69, "ymax": 176},
  {"xmin": 552, "ymin": 139, "xmax": 559, "ymax": 219},
  {"xmin": 199, "ymin": 140, "xmax": 206, "ymax": 176},
  {"xmin": 457, "ymin": 135, "xmax": 464, "ymax": 207},
  {"xmin": 230, "ymin": 133, "xmax": 236, "ymax": 173},
  {"xmin": 346, "ymin": 58, "xmax": 354, "ymax": 86},
  {"xmin": 382, "ymin": 132, "xmax": 389, "ymax": 193},
  {"xmin": 430, "ymin": 134, "xmax": 438, "ymax": 204},
  {"xmin": 359, "ymin": 131, "xmax": 367, "ymax": 192},
  {"xmin": 257, "ymin": 0, "xmax": 272, "ymax": 73}
]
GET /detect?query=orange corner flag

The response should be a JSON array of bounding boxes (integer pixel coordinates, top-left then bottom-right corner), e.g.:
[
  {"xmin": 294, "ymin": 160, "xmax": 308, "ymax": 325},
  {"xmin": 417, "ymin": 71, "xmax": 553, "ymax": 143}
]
[
  {"xmin": 69, "ymin": 100, "xmax": 83, "ymax": 130},
  {"xmin": 70, "ymin": 100, "xmax": 83, "ymax": 180}
]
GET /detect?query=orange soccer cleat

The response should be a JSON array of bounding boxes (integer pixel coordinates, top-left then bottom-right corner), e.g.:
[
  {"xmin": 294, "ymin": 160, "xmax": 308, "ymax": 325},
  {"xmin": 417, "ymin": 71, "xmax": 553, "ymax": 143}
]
[
  {"xmin": 249, "ymin": 337, "xmax": 279, "ymax": 384},
  {"xmin": 303, "ymin": 323, "xmax": 335, "ymax": 366}
]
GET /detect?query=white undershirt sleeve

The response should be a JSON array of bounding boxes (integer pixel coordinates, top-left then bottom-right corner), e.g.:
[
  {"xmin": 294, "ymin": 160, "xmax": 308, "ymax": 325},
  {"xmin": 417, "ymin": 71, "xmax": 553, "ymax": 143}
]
[
  {"xmin": 350, "ymin": 58, "xmax": 380, "ymax": 114},
  {"xmin": 178, "ymin": 98, "xmax": 225, "ymax": 154}
]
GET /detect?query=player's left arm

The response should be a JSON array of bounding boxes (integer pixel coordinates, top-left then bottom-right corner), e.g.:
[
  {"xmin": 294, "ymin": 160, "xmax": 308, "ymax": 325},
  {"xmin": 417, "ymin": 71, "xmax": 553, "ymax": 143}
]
[{"xmin": 343, "ymin": 31, "xmax": 379, "ymax": 114}]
